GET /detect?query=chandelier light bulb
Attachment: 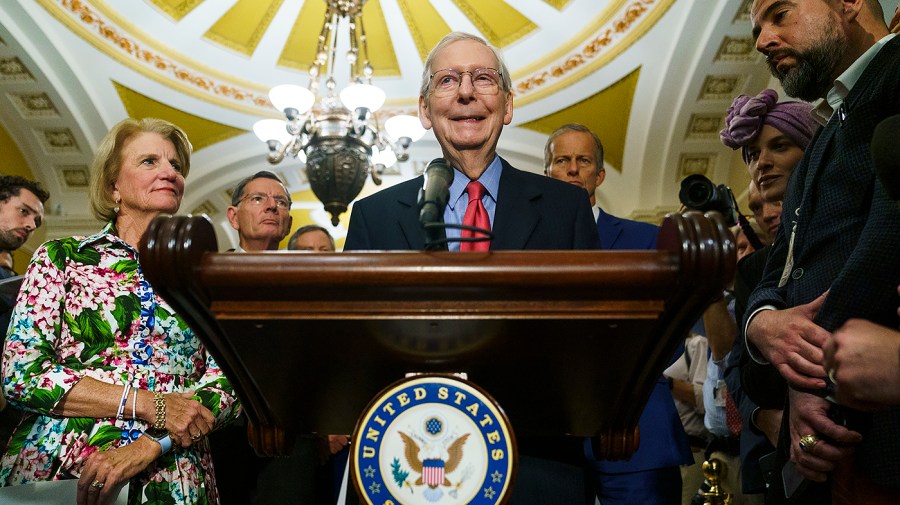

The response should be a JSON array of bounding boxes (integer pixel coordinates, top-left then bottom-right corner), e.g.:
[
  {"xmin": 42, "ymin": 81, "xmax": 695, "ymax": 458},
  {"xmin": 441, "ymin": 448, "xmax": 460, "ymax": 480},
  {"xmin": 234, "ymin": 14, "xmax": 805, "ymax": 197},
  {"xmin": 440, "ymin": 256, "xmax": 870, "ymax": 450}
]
[
  {"xmin": 340, "ymin": 83, "xmax": 386, "ymax": 113},
  {"xmin": 269, "ymin": 84, "xmax": 315, "ymax": 115},
  {"xmin": 384, "ymin": 115, "xmax": 426, "ymax": 142},
  {"xmin": 378, "ymin": 145, "xmax": 397, "ymax": 168},
  {"xmin": 252, "ymin": 119, "xmax": 291, "ymax": 144}
]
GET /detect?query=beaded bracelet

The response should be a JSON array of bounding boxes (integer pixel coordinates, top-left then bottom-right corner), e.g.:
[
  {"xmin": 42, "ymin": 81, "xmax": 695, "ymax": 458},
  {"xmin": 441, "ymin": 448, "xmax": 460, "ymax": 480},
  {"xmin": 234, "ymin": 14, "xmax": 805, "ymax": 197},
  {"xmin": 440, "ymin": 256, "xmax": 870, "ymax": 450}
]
[
  {"xmin": 116, "ymin": 383, "xmax": 131, "ymax": 420},
  {"xmin": 153, "ymin": 392, "xmax": 166, "ymax": 430}
]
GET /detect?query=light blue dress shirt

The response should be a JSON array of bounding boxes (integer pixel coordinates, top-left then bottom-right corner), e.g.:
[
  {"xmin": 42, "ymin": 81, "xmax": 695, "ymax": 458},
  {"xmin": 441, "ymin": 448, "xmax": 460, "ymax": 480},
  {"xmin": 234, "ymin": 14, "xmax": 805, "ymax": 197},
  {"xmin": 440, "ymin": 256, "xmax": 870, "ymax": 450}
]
[{"xmin": 442, "ymin": 155, "xmax": 502, "ymax": 252}]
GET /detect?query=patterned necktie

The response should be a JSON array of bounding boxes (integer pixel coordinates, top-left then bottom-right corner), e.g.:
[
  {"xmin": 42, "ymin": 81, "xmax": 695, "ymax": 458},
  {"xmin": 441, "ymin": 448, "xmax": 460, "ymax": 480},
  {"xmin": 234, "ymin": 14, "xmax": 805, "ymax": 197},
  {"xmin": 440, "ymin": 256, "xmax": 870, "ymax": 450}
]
[
  {"xmin": 460, "ymin": 181, "xmax": 491, "ymax": 251},
  {"xmin": 724, "ymin": 386, "xmax": 743, "ymax": 436}
]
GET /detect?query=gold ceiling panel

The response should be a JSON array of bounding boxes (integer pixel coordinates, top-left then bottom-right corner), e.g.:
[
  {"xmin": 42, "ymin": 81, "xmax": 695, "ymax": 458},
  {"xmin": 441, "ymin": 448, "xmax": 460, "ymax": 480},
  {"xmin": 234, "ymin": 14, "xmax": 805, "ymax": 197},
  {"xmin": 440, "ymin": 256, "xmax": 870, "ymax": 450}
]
[
  {"xmin": 278, "ymin": 0, "xmax": 400, "ymax": 77},
  {"xmin": 542, "ymin": 0, "xmax": 571, "ymax": 9},
  {"xmin": 147, "ymin": 0, "xmax": 203, "ymax": 21},
  {"xmin": 519, "ymin": 67, "xmax": 641, "ymax": 172},
  {"xmin": 113, "ymin": 82, "xmax": 247, "ymax": 152},
  {"xmin": 396, "ymin": 0, "xmax": 453, "ymax": 62},
  {"xmin": 0, "ymin": 122, "xmax": 37, "ymax": 180},
  {"xmin": 450, "ymin": 0, "xmax": 536, "ymax": 48},
  {"xmin": 360, "ymin": 1, "xmax": 400, "ymax": 76},
  {"xmin": 278, "ymin": 0, "xmax": 327, "ymax": 71},
  {"xmin": 204, "ymin": 0, "xmax": 284, "ymax": 57}
]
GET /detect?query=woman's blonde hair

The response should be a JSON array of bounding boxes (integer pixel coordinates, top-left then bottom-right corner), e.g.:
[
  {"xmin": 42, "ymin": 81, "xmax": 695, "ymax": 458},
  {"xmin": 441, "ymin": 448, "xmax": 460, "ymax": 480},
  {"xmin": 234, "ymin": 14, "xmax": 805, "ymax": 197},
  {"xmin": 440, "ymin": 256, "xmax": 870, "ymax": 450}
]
[{"xmin": 89, "ymin": 118, "xmax": 192, "ymax": 222}]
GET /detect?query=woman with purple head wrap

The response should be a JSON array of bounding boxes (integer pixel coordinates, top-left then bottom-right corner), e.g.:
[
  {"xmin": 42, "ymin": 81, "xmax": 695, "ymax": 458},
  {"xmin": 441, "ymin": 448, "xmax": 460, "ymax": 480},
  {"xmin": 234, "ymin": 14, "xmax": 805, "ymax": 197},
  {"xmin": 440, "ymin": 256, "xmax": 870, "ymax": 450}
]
[{"xmin": 720, "ymin": 89, "xmax": 818, "ymax": 202}]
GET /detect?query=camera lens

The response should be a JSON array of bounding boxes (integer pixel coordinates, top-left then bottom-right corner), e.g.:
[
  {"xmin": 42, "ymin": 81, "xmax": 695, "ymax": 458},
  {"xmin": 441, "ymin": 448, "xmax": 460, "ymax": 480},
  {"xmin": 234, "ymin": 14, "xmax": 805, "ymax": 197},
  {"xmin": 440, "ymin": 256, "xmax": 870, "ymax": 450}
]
[
  {"xmin": 679, "ymin": 174, "xmax": 716, "ymax": 208},
  {"xmin": 686, "ymin": 183, "xmax": 711, "ymax": 205}
]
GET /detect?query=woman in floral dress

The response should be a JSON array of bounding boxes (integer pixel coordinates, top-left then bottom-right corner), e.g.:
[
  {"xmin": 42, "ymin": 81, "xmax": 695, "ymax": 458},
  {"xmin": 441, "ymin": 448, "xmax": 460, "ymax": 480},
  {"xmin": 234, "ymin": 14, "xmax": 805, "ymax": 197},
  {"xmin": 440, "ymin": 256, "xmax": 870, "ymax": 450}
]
[{"xmin": 0, "ymin": 118, "xmax": 239, "ymax": 504}]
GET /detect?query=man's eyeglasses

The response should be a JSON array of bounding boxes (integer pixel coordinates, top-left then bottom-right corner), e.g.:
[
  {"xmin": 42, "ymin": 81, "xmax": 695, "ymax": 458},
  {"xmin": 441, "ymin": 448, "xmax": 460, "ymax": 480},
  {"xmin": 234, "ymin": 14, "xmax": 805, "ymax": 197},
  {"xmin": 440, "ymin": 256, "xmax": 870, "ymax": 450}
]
[
  {"xmin": 238, "ymin": 192, "xmax": 291, "ymax": 210},
  {"xmin": 428, "ymin": 68, "xmax": 502, "ymax": 97}
]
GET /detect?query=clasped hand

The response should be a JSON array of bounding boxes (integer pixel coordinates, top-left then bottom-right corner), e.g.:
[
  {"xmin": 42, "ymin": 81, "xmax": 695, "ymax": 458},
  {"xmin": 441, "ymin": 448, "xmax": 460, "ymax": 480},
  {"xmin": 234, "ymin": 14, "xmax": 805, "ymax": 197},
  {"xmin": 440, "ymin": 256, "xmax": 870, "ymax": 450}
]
[
  {"xmin": 164, "ymin": 391, "xmax": 215, "ymax": 448},
  {"xmin": 747, "ymin": 292, "xmax": 829, "ymax": 389},
  {"xmin": 76, "ymin": 391, "xmax": 214, "ymax": 504},
  {"xmin": 825, "ymin": 318, "xmax": 900, "ymax": 410},
  {"xmin": 787, "ymin": 389, "xmax": 861, "ymax": 482}
]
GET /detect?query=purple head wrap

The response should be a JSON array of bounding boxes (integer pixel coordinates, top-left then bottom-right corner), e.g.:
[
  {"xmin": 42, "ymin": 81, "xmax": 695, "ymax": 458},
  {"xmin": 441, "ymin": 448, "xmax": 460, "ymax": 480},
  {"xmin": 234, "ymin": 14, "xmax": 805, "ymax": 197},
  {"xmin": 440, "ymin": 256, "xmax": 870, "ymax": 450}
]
[{"xmin": 719, "ymin": 89, "xmax": 818, "ymax": 164}]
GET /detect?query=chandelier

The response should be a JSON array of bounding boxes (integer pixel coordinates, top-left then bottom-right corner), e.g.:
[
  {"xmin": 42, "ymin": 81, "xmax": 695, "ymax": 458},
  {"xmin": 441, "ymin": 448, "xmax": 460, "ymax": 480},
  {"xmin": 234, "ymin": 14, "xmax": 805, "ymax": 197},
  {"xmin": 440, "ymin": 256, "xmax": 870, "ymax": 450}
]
[{"xmin": 253, "ymin": 0, "xmax": 425, "ymax": 225}]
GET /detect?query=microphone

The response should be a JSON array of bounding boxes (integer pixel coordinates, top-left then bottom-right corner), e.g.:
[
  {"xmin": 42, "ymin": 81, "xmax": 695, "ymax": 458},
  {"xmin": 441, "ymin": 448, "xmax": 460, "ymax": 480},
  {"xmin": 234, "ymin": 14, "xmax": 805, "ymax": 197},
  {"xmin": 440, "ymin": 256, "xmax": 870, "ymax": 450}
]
[
  {"xmin": 872, "ymin": 114, "xmax": 900, "ymax": 200},
  {"xmin": 418, "ymin": 158, "xmax": 454, "ymax": 249}
]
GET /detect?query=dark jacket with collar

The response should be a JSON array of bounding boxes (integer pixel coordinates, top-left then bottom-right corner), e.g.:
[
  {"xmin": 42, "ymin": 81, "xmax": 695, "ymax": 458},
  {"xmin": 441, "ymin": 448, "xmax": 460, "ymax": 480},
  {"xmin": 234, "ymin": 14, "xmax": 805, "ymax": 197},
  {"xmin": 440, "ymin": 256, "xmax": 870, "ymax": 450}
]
[
  {"xmin": 344, "ymin": 157, "xmax": 598, "ymax": 250},
  {"xmin": 745, "ymin": 35, "xmax": 900, "ymax": 488}
]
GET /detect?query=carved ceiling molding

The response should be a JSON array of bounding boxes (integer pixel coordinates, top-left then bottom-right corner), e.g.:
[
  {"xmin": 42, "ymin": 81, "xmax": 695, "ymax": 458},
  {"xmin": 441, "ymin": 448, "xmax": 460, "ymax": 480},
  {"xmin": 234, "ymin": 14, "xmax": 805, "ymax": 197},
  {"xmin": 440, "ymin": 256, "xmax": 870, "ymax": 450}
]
[
  {"xmin": 39, "ymin": 0, "xmax": 271, "ymax": 113},
  {"xmin": 512, "ymin": 0, "xmax": 673, "ymax": 106}
]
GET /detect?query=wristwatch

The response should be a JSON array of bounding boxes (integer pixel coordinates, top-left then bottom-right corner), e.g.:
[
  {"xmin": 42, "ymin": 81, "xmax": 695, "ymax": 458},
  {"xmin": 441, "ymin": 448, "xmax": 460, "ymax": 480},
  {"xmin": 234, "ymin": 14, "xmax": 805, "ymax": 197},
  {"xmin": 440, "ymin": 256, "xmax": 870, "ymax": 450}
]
[{"xmin": 143, "ymin": 428, "xmax": 172, "ymax": 454}]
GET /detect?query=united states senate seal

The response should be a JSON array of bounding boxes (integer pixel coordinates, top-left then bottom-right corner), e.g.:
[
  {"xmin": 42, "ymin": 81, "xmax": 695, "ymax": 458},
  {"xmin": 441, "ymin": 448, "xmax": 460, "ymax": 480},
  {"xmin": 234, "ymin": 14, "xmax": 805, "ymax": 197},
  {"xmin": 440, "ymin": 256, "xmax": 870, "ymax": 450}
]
[{"xmin": 351, "ymin": 374, "xmax": 516, "ymax": 505}]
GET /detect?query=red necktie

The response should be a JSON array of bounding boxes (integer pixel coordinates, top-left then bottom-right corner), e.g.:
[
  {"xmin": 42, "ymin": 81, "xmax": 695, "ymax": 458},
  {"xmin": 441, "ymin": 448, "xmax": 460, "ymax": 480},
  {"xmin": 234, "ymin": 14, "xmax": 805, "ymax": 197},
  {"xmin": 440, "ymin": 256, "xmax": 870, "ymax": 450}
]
[
  {"xmin": 724, "ymin": 385, "xmax": 743, "ymax": 436},
  {"xmin": 460, "ymin": 181, "xmax": 491, "ymax": 251}
]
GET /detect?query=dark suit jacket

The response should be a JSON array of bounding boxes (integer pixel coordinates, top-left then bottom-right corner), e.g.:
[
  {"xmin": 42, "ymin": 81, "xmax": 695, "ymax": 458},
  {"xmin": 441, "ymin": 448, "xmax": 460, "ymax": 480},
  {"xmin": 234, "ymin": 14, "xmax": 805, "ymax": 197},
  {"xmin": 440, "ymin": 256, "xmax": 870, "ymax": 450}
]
[
  {"xmin": 596, "ymin": 207, "xmax": 658, "ymax": 250},
  {"xmin": 589, "ymin": 211, "xmax": 693, "ymax": 474},
  {"xmin": 734, "ymin": 246, "xmax": 787, "ymax": 411},
  {"xmin": 342, "ymin": 157, "xmax": 598, "ymax": 504},
  {"xmin": 745, "ymin": 35, "xmax": 900, "ymax": 487},
  {"xmin": 344, "ymin": 157, "xmax": 599, "ymax": 250},
  {"xmin": 724, "ymin": 246, "xmax": 784, "ymax": 493}
]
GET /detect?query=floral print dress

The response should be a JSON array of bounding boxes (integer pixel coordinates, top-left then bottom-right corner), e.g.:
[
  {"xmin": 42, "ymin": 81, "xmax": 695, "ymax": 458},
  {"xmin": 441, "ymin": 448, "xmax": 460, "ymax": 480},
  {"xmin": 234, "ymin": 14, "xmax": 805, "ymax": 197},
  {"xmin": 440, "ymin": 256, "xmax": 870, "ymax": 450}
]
[{"xmin": 0, "ymin": 222, "xmax": 240, "ymax": 504}]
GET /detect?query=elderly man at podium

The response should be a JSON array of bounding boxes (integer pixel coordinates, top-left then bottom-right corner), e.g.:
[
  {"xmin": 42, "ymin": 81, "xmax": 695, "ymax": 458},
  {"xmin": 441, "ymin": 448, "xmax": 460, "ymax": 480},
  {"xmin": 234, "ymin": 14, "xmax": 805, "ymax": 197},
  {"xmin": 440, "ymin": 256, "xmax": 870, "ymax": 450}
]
[
  {"xmin": 344, "ymin": 31, "xmax": 598, "ymax": 503},
  {"xmin": 344, "ymin": 32, "xmax": 597, "ymax": 252}
]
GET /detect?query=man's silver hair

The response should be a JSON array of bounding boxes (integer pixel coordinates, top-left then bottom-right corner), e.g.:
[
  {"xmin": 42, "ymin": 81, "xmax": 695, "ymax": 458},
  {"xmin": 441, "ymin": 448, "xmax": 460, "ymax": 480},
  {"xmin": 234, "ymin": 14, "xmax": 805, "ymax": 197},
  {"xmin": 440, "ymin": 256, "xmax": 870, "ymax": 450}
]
[{"xmin": 419, "ymin": 31, "xmax": 512, "ymax": 97}]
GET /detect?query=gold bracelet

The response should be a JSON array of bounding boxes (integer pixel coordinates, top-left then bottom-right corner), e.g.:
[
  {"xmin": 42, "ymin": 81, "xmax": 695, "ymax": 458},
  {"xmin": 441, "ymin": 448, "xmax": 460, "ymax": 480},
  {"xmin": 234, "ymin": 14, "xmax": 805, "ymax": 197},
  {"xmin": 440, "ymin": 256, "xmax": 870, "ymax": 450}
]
[{"xmin": 153, "ymin": 392, "xmax": 166, "ymax": 430}]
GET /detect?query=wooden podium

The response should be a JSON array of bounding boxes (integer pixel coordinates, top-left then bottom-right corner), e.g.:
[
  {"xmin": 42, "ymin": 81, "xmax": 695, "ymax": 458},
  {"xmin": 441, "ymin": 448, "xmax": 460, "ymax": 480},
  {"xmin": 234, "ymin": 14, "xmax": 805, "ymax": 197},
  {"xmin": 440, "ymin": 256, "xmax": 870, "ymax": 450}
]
[{"xmin": 139, "ymin": 212, "xmax": 733, "ymax": 462}]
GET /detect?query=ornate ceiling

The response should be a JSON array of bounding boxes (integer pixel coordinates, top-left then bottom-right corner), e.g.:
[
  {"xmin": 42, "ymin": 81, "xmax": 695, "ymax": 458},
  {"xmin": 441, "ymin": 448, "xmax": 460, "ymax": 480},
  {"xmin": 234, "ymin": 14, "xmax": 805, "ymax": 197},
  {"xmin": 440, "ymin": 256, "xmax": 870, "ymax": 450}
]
[{"xmin": 0, "ymin": 0, "xmax": 801, "ymax": 254}]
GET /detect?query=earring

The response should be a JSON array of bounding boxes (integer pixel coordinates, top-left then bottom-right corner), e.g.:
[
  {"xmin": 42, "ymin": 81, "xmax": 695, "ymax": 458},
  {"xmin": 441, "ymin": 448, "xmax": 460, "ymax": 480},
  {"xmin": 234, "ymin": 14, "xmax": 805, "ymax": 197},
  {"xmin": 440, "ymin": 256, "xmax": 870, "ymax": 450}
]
[{"xmin": 114, "ymin": 197, "xmax": 121, "ymax": 214}]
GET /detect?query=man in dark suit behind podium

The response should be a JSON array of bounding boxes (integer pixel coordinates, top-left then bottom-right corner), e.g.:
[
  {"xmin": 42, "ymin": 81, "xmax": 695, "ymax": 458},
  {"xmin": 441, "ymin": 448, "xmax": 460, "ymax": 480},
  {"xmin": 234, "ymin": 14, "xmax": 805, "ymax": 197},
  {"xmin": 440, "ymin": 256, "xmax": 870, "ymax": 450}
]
[
  {"xmin": 545, "ymin": 124, "xmax": 691, "ymax": 505},
  {"xmin": 343, "ymin": 32, "xmax": 597, "ymax": 252},
  {"xmin": 344, "ymin": 32, "xmax": 598, "ymax": 503}
]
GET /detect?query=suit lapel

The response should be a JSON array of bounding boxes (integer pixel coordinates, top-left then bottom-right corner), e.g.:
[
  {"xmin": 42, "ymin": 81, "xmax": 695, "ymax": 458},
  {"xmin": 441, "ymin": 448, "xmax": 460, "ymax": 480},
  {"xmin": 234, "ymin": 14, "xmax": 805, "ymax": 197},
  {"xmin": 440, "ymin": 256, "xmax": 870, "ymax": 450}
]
[
  {"xmin": 596, "ymin": 208, "xmax": 622, "ymax": 250},
  {"xmin": 789, "ymin": 38, "xmax": 899, "ymax": 260},
  {"xmin": 793, "ymin": 37, "xmax": 896, "ymax": 247},
  {"xmin": 396, "ymin": 181, "xmax": 427, "ymax": 250},
  {"xmin": 491, "ymin": 159, "xmax": 540, "ymax": 250}
]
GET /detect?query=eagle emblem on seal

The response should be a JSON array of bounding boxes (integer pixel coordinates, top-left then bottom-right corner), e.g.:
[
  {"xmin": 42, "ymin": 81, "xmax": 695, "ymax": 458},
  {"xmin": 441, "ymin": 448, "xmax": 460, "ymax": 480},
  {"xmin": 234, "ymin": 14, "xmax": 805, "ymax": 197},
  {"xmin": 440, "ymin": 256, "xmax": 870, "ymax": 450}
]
[{"xmin": 396, "ymin": 415, "xmax": 471, "ymax": 502}]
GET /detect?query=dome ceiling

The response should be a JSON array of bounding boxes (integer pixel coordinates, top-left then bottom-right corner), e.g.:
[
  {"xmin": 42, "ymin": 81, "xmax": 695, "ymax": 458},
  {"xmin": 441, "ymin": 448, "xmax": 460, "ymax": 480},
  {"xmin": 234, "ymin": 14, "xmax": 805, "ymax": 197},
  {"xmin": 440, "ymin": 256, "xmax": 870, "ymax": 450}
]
[{"xmin": 1, "ymin": 0, "xmax": 809, "ymax": 252}]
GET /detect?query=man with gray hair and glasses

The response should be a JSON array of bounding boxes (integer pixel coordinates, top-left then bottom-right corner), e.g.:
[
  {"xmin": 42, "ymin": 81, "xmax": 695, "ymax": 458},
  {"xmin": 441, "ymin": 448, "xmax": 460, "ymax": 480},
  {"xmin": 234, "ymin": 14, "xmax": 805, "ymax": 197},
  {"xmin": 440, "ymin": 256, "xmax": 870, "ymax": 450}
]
[
  {"xmin": 344, "ymin": 31, "xmax": 596, "ymax": 252},
  {"xmin": 226, "ymin": 170, "xmax": 293, "ymax": 251}
]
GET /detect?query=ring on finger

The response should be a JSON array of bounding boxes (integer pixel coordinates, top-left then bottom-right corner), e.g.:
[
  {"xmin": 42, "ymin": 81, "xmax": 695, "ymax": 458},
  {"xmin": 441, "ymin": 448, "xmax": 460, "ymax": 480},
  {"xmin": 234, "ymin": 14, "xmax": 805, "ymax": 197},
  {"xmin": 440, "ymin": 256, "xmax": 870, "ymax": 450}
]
[
  {"xmin": 91, "ymin": 480, "xmax": 105, "ymax": 489},
  {"xmin": 799, "ymin": 434, "xmax": 819, "ymax": 452}
]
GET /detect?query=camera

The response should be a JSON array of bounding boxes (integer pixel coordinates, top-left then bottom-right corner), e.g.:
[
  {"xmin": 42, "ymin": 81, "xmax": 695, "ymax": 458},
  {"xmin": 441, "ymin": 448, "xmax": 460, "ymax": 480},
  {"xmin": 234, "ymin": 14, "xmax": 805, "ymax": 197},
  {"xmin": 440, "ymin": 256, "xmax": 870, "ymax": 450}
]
[{"xmin": 678, "ymin": 174, "xmax": 738, "ymax": 226}]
